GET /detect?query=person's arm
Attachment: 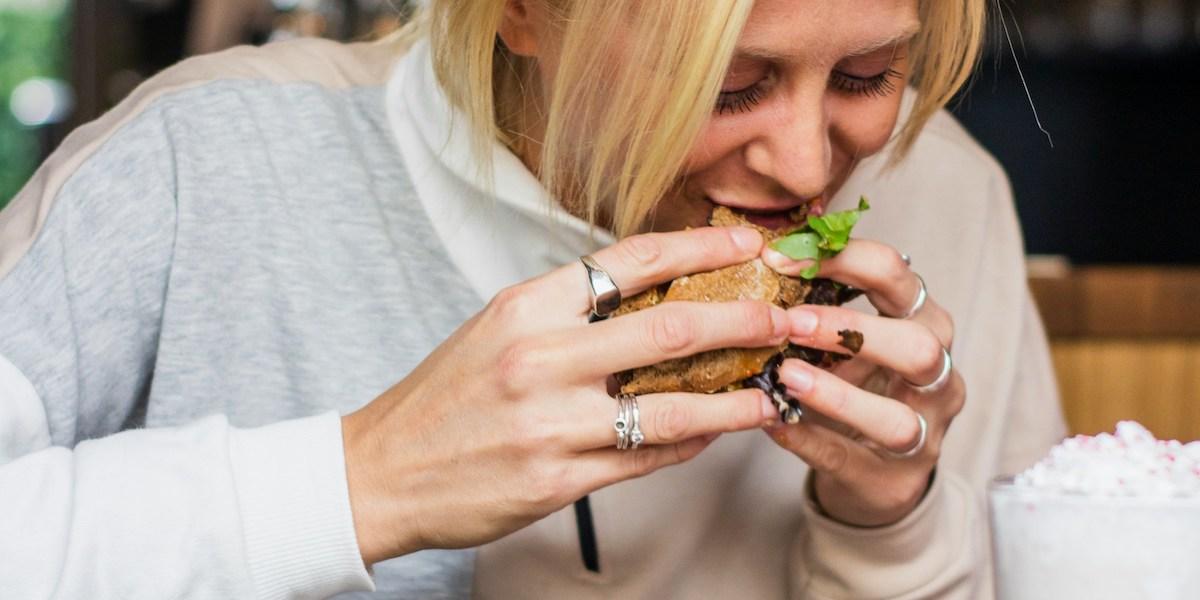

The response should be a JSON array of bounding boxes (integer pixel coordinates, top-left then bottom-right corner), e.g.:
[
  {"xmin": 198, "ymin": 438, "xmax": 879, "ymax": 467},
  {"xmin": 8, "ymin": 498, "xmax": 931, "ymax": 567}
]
[
  {"xmin": 0, "ymin": 99, "xmax": 372, "ymax": 598},
  {"xmin": 776, "ymin": 154, "xmax": 1066, "ymax": 598},
  {"xmin": 792, "ymin": 469, "xmax": 987, "ymax": 599},
  {"xmin": 0, "ymin": 376, "xmax": 370, "ymax": 599}
]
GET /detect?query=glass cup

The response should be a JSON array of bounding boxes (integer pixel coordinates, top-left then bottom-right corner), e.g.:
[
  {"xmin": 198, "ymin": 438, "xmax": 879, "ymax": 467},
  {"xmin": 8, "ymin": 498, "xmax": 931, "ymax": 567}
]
[{"xmin": 988, "ymin": 476, "xmax": 1200, "ymax": 600}]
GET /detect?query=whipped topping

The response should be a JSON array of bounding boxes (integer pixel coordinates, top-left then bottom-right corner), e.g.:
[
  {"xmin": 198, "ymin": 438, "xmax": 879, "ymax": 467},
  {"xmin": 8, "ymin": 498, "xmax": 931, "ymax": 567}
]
[{"xmin": 1015, "ymin": 421, "xmax": 1200, "ymax": 497}]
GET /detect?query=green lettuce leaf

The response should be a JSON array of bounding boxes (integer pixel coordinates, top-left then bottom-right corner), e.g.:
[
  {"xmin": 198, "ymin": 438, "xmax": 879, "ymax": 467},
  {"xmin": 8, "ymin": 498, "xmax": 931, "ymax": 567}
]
[
  {"xmin": 770, "ymin": 231, "xmax": 821, "ymax": 262},
  {"xmin": 769, "ymin": 197, "xmax": 870, "ymax": 279}
]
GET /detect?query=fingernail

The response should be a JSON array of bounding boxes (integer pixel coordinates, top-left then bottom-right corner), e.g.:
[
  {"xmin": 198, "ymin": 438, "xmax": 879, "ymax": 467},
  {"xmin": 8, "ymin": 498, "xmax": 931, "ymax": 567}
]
[
  {"xmin": 762, "ymin": 247, "xmax": 789, "ymax": 267},
  {"xmin": 761, "ymin": 392, "xmax": 779, "ymax": 422},
  {"xmin": 730, "ymin": 227, "xmax": 763, "ymax": 253},
  {"xmin": 763, "ymin": 247, "xmax": 815, "ymax": 273},
  {"xmin": 769, "ymin": 306, "xmax": 789, "ymax": 340},
  {"xmin": 789, "ymin": 308, "xmax": 818, "ymax": 337},
  {"xmin": 780, "ymin": 365, "xmax": 813, "ymax": 396}
]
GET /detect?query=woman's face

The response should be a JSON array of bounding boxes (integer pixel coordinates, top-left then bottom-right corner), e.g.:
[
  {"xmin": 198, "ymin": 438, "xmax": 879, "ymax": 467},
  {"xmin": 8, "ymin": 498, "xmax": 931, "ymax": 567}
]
[
  {"xmin": 501, "ymin": 0, "xmax": 920, "ymax": 232},
  {"xmin": 658, "ymin": 0, "xmax": 920, "ymax": 232}
]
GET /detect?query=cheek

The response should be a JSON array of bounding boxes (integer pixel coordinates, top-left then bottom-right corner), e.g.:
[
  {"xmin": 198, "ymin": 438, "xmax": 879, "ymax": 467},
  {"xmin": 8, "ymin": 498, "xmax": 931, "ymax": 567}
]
[
  {"xmin": 829, "ymin": 93, "xmax": 905, "ymax": 157},
  {"xmin": 681, "ymin": 120, "xmax": 746, "ymax": 175}
]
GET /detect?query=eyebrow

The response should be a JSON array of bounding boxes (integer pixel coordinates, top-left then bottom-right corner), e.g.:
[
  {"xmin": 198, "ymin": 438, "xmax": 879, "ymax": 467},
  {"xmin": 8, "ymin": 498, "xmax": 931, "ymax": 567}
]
[{"xmin": 734, "ymin": 21, "xmax": 922, "ymax": 62}]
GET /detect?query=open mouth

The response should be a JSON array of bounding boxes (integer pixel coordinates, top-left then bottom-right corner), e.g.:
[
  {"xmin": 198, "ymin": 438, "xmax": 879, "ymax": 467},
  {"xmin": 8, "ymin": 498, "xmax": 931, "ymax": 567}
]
[{"xmin": 706, "ymin": 197, "xmax": 825, "ymax": 231}]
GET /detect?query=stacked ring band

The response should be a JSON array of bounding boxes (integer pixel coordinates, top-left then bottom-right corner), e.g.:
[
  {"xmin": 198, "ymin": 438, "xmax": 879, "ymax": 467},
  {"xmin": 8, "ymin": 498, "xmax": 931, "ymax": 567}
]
[{"xmin": 614, "ymin": 393, "xmax": 643, "ymax": 450}]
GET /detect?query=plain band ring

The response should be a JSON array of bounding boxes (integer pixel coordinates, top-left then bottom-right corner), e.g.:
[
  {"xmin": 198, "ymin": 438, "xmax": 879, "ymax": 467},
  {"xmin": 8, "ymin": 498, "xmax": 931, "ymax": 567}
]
[
  {"xmin": 891, "ymin": 273, "xmax": 928, "ymax": 320},
  {"xmin": 905, "ymin": 347, "xmax": 953, "ymax": 394},
  {"xmin": 885, "ymin": 413, "xmax": 928, "ymax": 459},
  {"xmin": 581, "ymin": 255, "xmax": 622, "ymax": 322}
]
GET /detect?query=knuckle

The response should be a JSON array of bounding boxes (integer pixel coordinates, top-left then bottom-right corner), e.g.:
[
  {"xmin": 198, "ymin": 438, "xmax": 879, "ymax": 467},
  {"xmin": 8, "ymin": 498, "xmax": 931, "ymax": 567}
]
[
  {"xmin": 518, "ymin": 407, "xmax": 567, "ymax": 451},
  {"xmin": 488, "ymin": 283, "xmax": 536, "ymax": 322},
  {"xmin": 821, "ymin": 379, "xmax": 851, "ymax": 419},
  {"xmin": 913, "ymin": 332, "xmax": 945, "ymax": 375},
  {"xmin": 925, "ymin": 431, "xmax": 945, "ymax": 457},
  {"xmin": 740, "ymin": 302, "xmax": 777, "ymax": 341},
  {"xmin": 616, "ymin": 234, "xmax": 666, "ymax": 280},
  {"xmin": 526, "ymin": 461, "xmax": 571, "ymax": 508},
  {"xmin": 889, "ymin": 409, "xmax": 923, "ymax": 451},
  {"xmin": 620, "ymin": 233, "xmax": 664, "ymax": 266},
  {"xmin": 646, "ymin": 308, "xmax": 697, "ymax": 355},
  {"xmin": 495, "ymin": 341, "xmax": 545, "ymax": 397},
  {"xmin": 884, "ymin": 247, "xmax": 910, "ymax": 283},
  {"xmin": 947, "ymin": 375, "xmax": 967, "ymax": 415},
  {"xmin": 621, "ymin": 446, "xmax": 659, "ymax": 477},
  {"xmin": 737, "ymin": 391, "xmax": 765, "ymax": 428},
  {"xmin": 941, "ymin": 312, "xmax": 957, "ymax": 347},
  {"xmin": 653, "ymin": 399, "xmax": 691, "ymax": 443},
  {"xmin": 814, "ymin": 441, "xmax": 849, "ymax": 473},
  {"xmin": 885, "ymin": 475, "xmax": 925, "ymax": 510},
  {"xmin": 702, "ymin": 229, "xmax": 737, "ymax": 261}
]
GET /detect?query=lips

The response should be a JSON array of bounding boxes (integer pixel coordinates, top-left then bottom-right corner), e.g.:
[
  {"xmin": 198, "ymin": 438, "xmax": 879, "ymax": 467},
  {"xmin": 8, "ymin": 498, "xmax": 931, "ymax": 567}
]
[{"xmin": 705, "ymin": 196, "xmax": 825, "ymax": 231}]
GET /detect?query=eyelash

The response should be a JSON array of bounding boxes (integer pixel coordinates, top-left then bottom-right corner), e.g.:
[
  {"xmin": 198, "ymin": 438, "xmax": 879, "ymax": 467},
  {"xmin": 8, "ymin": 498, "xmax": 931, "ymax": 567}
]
[
  {"xmin": 715, "ymin": 85, "xmax": 764, "ymax": 115},
  {"xmin": 714, "ymin": 67, "xmax": 902, "ymax": 115},
  {"xmin": 829, "ymin": 67, "xmax": 902, "ymax": 98}
]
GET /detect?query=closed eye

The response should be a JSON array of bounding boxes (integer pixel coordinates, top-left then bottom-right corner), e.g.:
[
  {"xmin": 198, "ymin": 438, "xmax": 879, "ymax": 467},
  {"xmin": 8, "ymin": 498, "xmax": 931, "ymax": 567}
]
[{"xmin": 829, "ymin": 68, "xmax": 902, "ymax": 98}]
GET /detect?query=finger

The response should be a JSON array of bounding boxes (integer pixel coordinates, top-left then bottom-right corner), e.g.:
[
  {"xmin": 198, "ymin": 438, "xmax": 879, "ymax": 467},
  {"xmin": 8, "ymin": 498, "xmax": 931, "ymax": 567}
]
[
  {"xmin": 888, "ymin": 368, "xmax": 968, "ymax": 421},
  {"xmin": 574, "ymin": 434, "xmax": 718, "ymax": 491},
  {"xmin": 763, "ymin": 239, "xmax": 917, "ymax": 318},
  {"xmin": 535, "ymin": 300, "xmax": 788, "ymax": 380},
  {"xmin": 776, "ymin": 359, "xmax": 924, "ymax": 454},
  {"xmin": 539, "ymin": 226, "xmax": 765, "ymax": 313},
  {"xmin": 571, "ymin": 388, "xmax": 774, "ymax": 450},
  {"xmin": 787, "ymin": 305, "xmax": 948, "ymax": 387},
  {"xmin": 764, "ymin": 239, "xmax": 955, "ymax": 346},
  {"xmin": 763, "ymin": 419, "xmax": 881, "ymax": 478}
]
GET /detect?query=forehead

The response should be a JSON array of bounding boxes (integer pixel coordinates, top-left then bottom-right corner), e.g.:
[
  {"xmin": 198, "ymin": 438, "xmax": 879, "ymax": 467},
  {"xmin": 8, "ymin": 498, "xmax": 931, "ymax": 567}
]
[{"xmin": 736, "ymin": 0, "xmax": 921, "ymax": 62}]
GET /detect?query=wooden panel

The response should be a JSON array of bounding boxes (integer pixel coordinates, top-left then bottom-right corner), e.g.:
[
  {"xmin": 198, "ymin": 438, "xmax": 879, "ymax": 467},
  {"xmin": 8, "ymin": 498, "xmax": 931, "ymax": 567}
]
[
  {"xmin": 1051, "ymin": 339, "xmax": 1200, "ymax": 442},
  {"xmin": 1031, "ymin": 267, "xmax": 1200, "ymax": 337}
]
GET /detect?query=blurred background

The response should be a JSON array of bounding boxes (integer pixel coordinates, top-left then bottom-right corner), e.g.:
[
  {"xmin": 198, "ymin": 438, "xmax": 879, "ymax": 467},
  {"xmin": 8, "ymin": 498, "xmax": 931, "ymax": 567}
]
[{"xmin": 1, "ymin": 0, "xmax": 1197, "ymax": 441}]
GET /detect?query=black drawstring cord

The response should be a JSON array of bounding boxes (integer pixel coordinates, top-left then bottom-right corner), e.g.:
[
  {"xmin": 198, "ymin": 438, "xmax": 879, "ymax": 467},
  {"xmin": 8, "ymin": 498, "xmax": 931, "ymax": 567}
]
[
  {"xmin": 573, "ymin": 495, "xmax": 600, "ymax": 572},
  {"xmin": 574, "ymin": 310, "xmax": 605, "ymax": 573}
]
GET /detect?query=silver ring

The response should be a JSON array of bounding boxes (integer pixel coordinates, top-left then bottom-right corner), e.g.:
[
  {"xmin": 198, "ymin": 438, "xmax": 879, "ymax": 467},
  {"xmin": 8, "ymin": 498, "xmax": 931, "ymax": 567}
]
[
  {"xmin": 581, "ymin": 255, "xmax": 621, "ymax": 322},
  {"xmin": 628, "ymin": 394, "xmax": 644, "ymax": 450},
  {"xmin": 885, "ymin": 413, "xmax": 927, "ymax": 459},
  {"xmin": 905, "ymin": 347, "xmax": 952, "ymax": 394},
  {"xmin": 614, "ymin": 395, "xmax": 630, "ymax": 450},
  {"xmin": 614, "ymin": 393, "xmax": 642, "ymax": 450},
  {"xmin": 900, "ymin": 253, "xmax": 912, "ymax": 266},
  {"xmin": 890, "ymin": 273, "xmax": 927, "ymax": 320}
]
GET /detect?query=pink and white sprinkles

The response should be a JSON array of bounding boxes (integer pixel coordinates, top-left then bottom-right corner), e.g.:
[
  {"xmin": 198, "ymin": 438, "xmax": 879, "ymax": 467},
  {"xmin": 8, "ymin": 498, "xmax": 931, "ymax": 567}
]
[{"xmin": 1015, "ymin": 421, "xmax": 1200, "ymax": 497}]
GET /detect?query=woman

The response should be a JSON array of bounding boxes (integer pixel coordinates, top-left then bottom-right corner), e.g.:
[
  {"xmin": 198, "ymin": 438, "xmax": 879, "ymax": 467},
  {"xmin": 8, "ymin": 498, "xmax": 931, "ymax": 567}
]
[{"xmin": 0, "ymin": 0, "xmax": 1065, "ymax": 598}]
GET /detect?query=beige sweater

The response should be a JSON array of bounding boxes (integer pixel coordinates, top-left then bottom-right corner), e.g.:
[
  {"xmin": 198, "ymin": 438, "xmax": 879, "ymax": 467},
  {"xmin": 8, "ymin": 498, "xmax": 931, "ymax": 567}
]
[
  {"xmin": 0, "ymin": 31, "xmax": 1066, "ymax": 598},
  {"xmin": 467, "ymin": 97, "xmax": 1068, "ymax": 599}
]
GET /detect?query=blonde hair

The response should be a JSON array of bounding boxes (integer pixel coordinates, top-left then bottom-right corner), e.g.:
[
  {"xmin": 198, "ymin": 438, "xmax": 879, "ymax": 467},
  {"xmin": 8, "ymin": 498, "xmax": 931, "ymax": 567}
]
[{"xmin": 419, "ymin": 1, "xmax": 986, "ymax": 237}]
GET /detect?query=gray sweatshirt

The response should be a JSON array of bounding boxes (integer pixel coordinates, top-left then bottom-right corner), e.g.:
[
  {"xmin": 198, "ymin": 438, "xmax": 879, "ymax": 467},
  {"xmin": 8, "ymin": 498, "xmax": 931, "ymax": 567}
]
[{"xmin": 0, "ymin": 37, "xmax": 478, "ymax": 598}]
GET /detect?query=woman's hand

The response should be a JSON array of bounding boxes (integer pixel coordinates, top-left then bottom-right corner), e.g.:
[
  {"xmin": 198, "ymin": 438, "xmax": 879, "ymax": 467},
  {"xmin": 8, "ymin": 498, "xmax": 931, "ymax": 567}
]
[
  {"xmin": 342, "ymin": 226, "xmax": 788, "ymax": 565},
  {"xmin": 762, "ymin": 240, "xmax": 964, "ymax": 527}
]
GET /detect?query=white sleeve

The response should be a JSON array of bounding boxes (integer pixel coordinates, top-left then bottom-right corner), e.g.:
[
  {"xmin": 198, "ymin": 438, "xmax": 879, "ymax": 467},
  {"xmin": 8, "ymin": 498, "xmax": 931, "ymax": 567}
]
[{"xmin": 0, "ymin": 354, "xmax": 374, "ymax": 600}]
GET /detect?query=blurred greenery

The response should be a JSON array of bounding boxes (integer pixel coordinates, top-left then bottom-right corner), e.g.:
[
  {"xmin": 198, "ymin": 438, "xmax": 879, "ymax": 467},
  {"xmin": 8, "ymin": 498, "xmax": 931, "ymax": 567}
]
[{"xmin": 0, "ymin": 6, "xmax": 67, "ymax": 209}]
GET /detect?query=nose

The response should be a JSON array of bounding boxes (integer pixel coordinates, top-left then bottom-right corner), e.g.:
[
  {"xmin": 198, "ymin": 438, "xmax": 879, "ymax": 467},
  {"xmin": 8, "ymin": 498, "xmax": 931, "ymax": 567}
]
[{"xmin": 742, "ymin": 90, "xmax": 832, "ymax": 202}]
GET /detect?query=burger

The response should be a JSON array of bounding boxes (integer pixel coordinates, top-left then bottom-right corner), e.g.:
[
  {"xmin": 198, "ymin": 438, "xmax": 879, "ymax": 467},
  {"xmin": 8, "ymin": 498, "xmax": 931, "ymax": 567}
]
[{"xmin": 613, "ymin": 198, "xmax": 870, "ymax": 424}]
